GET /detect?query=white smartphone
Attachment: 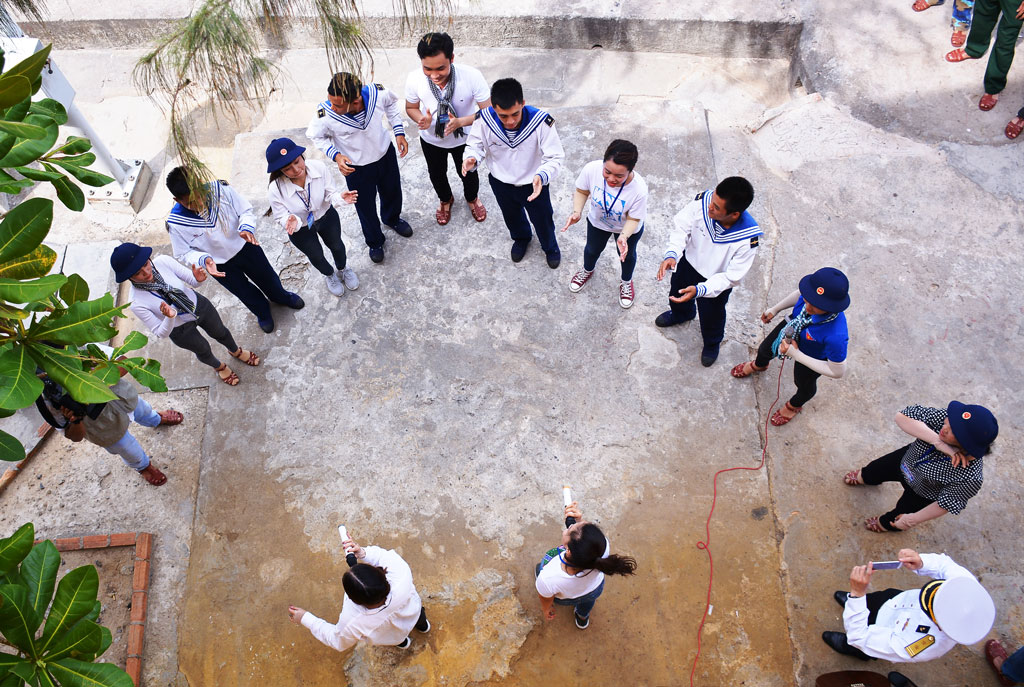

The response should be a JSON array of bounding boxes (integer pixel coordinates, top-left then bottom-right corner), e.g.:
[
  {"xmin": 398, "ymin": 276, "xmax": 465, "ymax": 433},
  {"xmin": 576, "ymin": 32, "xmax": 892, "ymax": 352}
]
[
  {"xmin": 562, "ymin": 486, "xmax": 573, "ymax": 507},
  {"xmin": 337, "ymin": 525, "xmax": 348, "ymax": 543},
  {"xmin": 870, "ymin": 560, "xmax": 902, "ymax": 570}
]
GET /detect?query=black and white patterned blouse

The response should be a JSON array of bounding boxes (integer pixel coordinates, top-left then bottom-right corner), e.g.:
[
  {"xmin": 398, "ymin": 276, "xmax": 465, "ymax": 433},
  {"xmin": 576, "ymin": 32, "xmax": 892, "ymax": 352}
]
[{"xmin": 899, "ymin": 405, "xmax": 984, "ymax": 514}]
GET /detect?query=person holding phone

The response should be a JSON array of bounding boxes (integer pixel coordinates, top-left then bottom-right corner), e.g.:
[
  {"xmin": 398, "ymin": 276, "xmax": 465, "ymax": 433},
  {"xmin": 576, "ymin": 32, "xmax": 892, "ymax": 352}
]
[
  {"xmin": 824, "ymin": 548, "xmax": 995, "ymax": 663},
  {"xmin": 287, "ymin": 537, "xmax": 430, "ymax": 650},
  {"xmin": 844, "ymin": 402, "xmax": 997, "ymax": 532},
  {"xmin": 534, "ymin": 502, "xmax": 637, "ymax": 629}
]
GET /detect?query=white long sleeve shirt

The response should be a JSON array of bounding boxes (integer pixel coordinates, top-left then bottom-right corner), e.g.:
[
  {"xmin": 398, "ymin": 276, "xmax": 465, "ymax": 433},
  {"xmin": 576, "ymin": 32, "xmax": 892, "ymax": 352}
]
[
  {"xmin": 306, "ymin": 85, "xmax": 406, "ymax": 167},
  {"xmin": 267, "ymin": 160, "xmax": 347, "ymax": 231},
  {"xmin": 464, "ymin": 106, "xmax": 563, "ymax": 186},
  {"xmin": 166, "ymin": 181, "xmax": 255, "ymax": 268},
  {"xmin": 843, "ymin": 553, "xmax": 976, "ymax": 663},
  {"xmin": 128, "ymin": 255, "xmax": 200, "ymax": 338},
  {"xmin": 663, "ymin": 192, "xmax": 761, "ymax": 299},
  {"xmin": 300, "ymin": 546, "xmax": 422, "ymax": 651}
]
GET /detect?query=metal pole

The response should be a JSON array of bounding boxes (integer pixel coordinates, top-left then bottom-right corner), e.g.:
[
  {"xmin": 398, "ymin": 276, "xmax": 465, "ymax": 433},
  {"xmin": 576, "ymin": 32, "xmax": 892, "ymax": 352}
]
[{"xmin": 65, "ymin": 102, "xmax": 127, "ymax": 186}]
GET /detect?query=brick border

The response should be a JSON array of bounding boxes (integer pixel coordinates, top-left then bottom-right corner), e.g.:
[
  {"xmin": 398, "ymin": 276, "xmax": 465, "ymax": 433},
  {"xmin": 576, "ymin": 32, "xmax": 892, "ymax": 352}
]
[{"xmin": 50, "ymin": 532, "xmax": 154, "ymax": 686}]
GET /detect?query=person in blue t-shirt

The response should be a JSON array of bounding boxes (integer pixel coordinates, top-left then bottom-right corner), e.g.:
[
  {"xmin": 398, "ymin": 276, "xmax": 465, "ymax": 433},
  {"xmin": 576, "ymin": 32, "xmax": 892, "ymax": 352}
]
[{"xmin": 730, "ymin": 267, "xmax": 850, "ymax": 426}]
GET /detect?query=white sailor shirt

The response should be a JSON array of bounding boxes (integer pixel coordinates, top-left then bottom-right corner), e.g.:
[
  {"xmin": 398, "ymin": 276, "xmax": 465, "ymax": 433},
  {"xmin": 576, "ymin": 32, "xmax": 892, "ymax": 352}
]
[
  {"xmin": 843, "ymin": 553, "xmax": 975, "ymax": 663},
  {"xmin": 267, "ymin": 160, "xmax": 347, "ymax": 231},
  {"xmin": 464, "ymin": 106, "xmax": 564, "ymax": 186},
  {"xmin": 128, "ymin": 255, "xmax": 199, "ymax": 338},
  {"xmin": 166, "ymin": 181, "xmax": 255, "ymax": 269},
  {"xmin": 306, "ymin": 84, "xmax": 406, "ymax": 167},
  {"xmin": 663, "ymin": 191, "xmax": 761, "ymax": 299}
]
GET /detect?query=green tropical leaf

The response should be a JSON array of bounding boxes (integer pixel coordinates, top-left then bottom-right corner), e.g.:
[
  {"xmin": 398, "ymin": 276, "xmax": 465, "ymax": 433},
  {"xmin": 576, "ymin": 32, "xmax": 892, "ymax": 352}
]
[
  {"xmin": 0, "ymin": 523, "xmax": 33, "ymax": 574},
  {"xmin": 28, "ymin": 293, "xmax": 122, "ymax": 344},
  {"xmin": 0, "ymin": 653, "xmax": 27, "ymax": 679},
  {"xmin": 83, "ymin": 600, "xmax": 100, "ymax": 623},
  {"xmin": 111, "ymin": 331, "xmax": 147, "ymax": 358},
  {"xmin": 0, "ymin": 584, "xmax": 40, "ymax": 655},
  {"xmin": 0, "ymin": 344, "xmax": 45, "ymax": 410},
  {"xmin": 42, "ymin": 618, "xmax": 104, "ymax": 661},
  {"xmin": 53, "ymin": 137, "xmax": 91, "ymax": 156},
  {"xmin": 29, "ymin": 99, "xmax": 69, "ymax": 126},
  {"xmin": 43, "ymin": 167, "xmax": 84, "ymax": 212},
  {"xmin": 0, "ymin": 407, "xmax": 14, "ymax": 418},
  {"xmin": 0, "ymin": 243, "xmax": 57, "ymax": 280},
  {"xmin": 0, "ymin": 115, "xmax": 59, "ymax": 168},
  {"xmin": 46, "ymin": 158, "xmax": 113, "ymax": 188},
  {"xmin": 0, "ymin": 179, "xmax": 33, "ymax": 194},
  {"xmin": 82, "ymin": 625, "xmax": 112, "ymax": 661},
  {"xmin": 48, "ymin": 659, "xmax": 132, "ymax": 687},
  {"xmin": 2, "ymin": 96, "xmax": 31, "ymax": 126},
  {"xmin": 121, "ymin": 357, "xmax": 167, "ymax": 393},
  {"xmin": 0, "ymin": 273, "xmax": 65, "ymax": 303},
  {"xmin": 13, "ymin": 165, "xmax": 63, "ymax": 182},
  {"xmin": 20, "ymin": 540, "xmax": 60, "ymax": 622},
  {"xmin": 90, "ymin": 364, "xmax": 119, "ymax": 386},
  {"xmin": 0, "ymin": 197, "xmax": 54, "ymax": 263},
  {"xmin": 0, "ymin": 120, "xmax": 47, "ymax": 139},
  {"xmin": 3, "ymin": 45, "xmax": 52, "ymax": 92},
  {"xmin": 58, "ymin": 273, "xmax": 89, "ymax": 305},
  {"xmin": 38, "ymin": 565, "xmax": 98, "ymax": 653},
  {"xmin": 25, "ymin": 345, "xmax": 118, "ymax": 404},
  {"xmin": 0, "ymin": 671, "xmax": 23, "ymax": 687},
  {"xmin": 36, "ymin": 666, "xmax": 59, "ymax": 687},
  {"xmin": 0, "ymin": 429, "xmax": 24, "ymax": 462},
  {"xmin": 6, "ymin": 660, "xmax": 33, "ymax": 681},
  {"xmin": 46, "ymin": 153, "xmax": 95, "ymax": 167},
  {"xmin": 0, "ymin": 74, "xmax": 31, "ymax": 109}
]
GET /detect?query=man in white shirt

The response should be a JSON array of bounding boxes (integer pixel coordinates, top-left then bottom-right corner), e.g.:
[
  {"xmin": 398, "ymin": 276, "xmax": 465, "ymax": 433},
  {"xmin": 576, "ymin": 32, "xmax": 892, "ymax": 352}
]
[
  {"xmin": 825, "ymin": 549, "xmax": 995, "ymax": 664},
  {"xmin": 306, "ymin": 72, "xmax": 412, "ymax": 264},
  {"xmin": 462, "ymin": 78, "xmax": 564, "ymax": 268},
  {"xmin": 405, "ymin": 32, "xmax": 491, "ymax": 226},
  {"xmin": 654, "ymin": 176, "xmax": 760, "ymax": 367}
]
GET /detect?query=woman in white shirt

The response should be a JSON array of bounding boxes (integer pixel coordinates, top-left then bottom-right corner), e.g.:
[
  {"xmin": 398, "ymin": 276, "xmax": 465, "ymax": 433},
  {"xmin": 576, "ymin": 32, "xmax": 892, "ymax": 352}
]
[
  {"xmin": 288, "ymin": 537, "xmax": 430, "ymax": 650},
  {"xmin": 535, "ymin": 502, "xmax": 637, "ymax": 629},
  {"xmin": 560, "ymin": 139, "xmax": 649, "ymax": 309},
  {"xmin": 111, "ymin": 242, "xmax": 258, "ymax": 386},
  {"xmin": 266, "ymin": 138, "xmax": 359, "ymax": 297}
]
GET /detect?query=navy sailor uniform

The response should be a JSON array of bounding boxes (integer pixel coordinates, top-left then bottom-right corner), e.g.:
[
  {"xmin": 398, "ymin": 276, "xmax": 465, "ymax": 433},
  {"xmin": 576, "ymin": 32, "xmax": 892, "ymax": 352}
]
[
  {"xmin": 464, "ymin": 105, "xmax": 564, "ymax": 257},
  {"xmin": 306, "ymin": 84, "xmax": 407, "ymax": 250}
]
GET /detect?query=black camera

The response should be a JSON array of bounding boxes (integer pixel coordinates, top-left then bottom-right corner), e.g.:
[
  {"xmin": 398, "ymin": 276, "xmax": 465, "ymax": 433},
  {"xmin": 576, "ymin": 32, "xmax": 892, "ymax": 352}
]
[{"xmin": 36, "ymin": 376, "xmax": 107, "ymax": 428}]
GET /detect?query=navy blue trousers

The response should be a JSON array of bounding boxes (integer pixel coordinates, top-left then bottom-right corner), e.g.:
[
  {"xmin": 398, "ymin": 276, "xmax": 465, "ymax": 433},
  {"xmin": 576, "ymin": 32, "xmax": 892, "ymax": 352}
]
[
  {"xmin": 668, "ymin": 255, "xmax": 732, "ymax": 347},
  {"xmin": 213, "ymin": 242, "xmax": 292, "ymax": 323},
  {"xmin": 487, "ymin": 174, "xmax": 559, "ymax": 256},
  {"xmin": 345, "ymin": 144, "xmax": 402, "ymax": 249}
]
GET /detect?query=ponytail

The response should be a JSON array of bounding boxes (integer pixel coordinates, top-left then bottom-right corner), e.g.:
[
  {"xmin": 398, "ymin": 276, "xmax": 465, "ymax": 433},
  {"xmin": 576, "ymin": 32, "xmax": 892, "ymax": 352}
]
[
  {"xmin": 592, "ymin": 553, "xmax": 637, "ymax": 576},
  {"xmin": 567, "ymin": 523, "xmax": 637, "ymax": 577}
]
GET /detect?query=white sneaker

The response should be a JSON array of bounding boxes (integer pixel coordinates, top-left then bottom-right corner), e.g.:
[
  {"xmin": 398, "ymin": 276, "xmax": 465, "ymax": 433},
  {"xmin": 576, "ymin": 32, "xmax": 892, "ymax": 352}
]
[
  {"xmin": 619, "ymin": 280, "xmax": 635, "ymax": 309},
  {"xmin": 338, "ymin": 267, "xmax": 359, "ymax": 291},
  {"xmin": 569, "ymin": 268, "xmax": 594, "ymax": 293},
  {"xmin": 325, "ymin": 273, "xmax": 344, "ymax": 297}
]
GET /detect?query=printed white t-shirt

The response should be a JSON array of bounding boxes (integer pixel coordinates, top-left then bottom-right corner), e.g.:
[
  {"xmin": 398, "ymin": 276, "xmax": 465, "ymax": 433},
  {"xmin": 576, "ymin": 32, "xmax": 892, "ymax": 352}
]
[
  {"xmin": 534, "ymin": 538, "xmax": 611, "ymax": 599},
  {"xmin": 405, "ymin": 64, "xmax": 490, "ymax": 149},
  {"xmin": 575, "ymin": 159, "xmax": 649, "ymax": 233}
]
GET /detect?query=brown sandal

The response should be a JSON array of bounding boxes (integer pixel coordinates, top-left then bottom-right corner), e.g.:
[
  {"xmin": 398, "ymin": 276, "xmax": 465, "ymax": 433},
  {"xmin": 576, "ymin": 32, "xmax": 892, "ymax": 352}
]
[
  {"xmin": 843, "ymin": 469, "xmax": 864, "ymax": 486},
  {"xmin": 980, "ymin": 93, "xmax": 999, "ymax": 111},
  {"xmin": 864, "ymin": 516, "xmax": 889, "ymax": 533},
  {"xmin": 158, "ymin": 409, "xmax": 183, "ymax": 425},
  {"xmin": 140, "ymin": 465, "xmax": 167, "ymax": 486},
  {"xmin": 435, "ymin": 199, "xmax": 453, "ymax": 226},
  {"xmin": 985, "ymin": 640, "xmax": 1016, "ymax": 686},
  {"xmin": 216, "ymin": 364, "xmax": 240, "ymax": 386},
  {"xmin": 730, "ymin": 361, "xmax": 766, "ymax": 378},
  {"xmin": 770, "ymin": 402, "xmax": 801, "ymax": 426},
  {"xmin": 912, "ymin": 0, "xmax": 935, "ymax": 10},
  {"xmin": 468, "ymin": 199, "xmax": 487, "ymax": 222},
  {"xmin": 1006, "ymin": 117, "xmax": 1024, "ymax": 139},
  {"xmin": 951, "ymin": 30, "xmax": 966, "ymax": 47},
  {"xmin": 231, "ymin": 349, "xmax": 260, "ymax": 367},
  {"xmin": 945, "ymin": 48, "xmax": 974, "ymax": 63}
]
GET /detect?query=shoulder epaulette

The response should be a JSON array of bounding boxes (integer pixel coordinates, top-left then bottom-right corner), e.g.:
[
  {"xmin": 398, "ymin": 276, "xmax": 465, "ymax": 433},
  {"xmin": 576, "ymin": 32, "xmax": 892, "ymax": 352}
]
[
  {"xmin": 750, "ymin": 236, "xmax": 759, "ymax": 248},
  {"xmin": 375, "ymin": 83, "xmax": 385, "ymax": 90},
  {"xmin": 544, "ymin": 114, "xmax": 554, "ymax": 126},
  {"xmin": 695, "ymin": 191, "xmax": 707, "ymax": 201},
  {"xmin": 474, "ymin": 110, "xmax": 482, "ymax": 120},
  {"xmin": 317, "ymin": 107, "xmax": 325, "ymax": 118},
  {"xmin": 218, "ymin": 179, "xmax": 230, "ymax": 186}
]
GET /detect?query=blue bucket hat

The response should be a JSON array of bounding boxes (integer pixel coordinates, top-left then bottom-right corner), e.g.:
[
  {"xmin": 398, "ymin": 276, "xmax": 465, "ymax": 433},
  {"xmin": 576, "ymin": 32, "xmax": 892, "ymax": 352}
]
[
  {"xmin": 799, "ymin": 267, "xmax": 850, "ymax": 313},
  {"xmin": 947, "ymin": 401, "xmax": 998, "ymax": 459},
  {"xmin": 110, "ymin": 242, "xmax": 153, "ymax": 283},
  {"xmin": 265, "ymin": 137, "xmax": 305, "ymax": 173}
]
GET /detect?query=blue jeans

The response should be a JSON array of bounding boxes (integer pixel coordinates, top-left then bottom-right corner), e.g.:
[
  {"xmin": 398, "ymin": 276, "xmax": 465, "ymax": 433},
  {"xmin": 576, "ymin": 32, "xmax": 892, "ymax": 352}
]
[
  {"xmin": 583, "ymin": 220, "xmax": 644, "ymax": 281},
  {"xmin": 1003, "ymin": 645, "xmax": 1024, "ymax": 681},
  {"xmin": 102, "ymin": 398, "xmax": 160, "ymax": 471}
]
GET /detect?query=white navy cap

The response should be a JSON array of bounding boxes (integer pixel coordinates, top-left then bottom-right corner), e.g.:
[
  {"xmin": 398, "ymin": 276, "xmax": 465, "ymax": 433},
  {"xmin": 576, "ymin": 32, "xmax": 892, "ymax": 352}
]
[{"xmin": 933, "ymin": 576, "xmax": 995, "ymax": 644}]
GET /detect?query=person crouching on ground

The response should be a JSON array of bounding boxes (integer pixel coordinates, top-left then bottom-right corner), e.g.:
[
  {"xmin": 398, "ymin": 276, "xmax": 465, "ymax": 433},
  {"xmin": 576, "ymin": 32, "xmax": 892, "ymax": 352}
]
[
  {"xmin": 535, "ymin": 501, "xmax": 637, "ymax": 629},
  {"xmin": 730, "ymin": 267, "xmax": 850, "ymax": 426},
  {"xmin": 266, "ymin": 137, "xmax": 359, "ymax": 298},
  {"xmin": 288, "ymin": 536, "xmax": 430, "ymax": 650},
  {"xmin": 561, "ymin": 139, "xmax": 649, "ymax": 309}
]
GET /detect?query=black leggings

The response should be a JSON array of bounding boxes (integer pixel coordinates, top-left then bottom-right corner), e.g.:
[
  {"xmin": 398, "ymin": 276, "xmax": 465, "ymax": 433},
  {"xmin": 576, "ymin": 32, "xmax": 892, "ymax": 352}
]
[
  {"xmin": 288, "ymin": 206, "xmax": 347, "ymax": 276},
  {"xmin": 420, "ymin": 139, "xmax": 479, "ymax": 203},
  {"xmin": 860, "ymin": 444, "xmax": 935, "ymax": 531},
  {"xmin": 754, "ymin": 320, "xmax": 822, "ymax": 408}
]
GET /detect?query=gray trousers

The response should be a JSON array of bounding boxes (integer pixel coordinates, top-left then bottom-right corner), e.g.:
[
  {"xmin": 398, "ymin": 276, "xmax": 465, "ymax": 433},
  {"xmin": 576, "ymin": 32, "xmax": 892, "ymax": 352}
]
[{"xmin": 168, "ymin": 292, "xmax": 238, "ymax": 369}]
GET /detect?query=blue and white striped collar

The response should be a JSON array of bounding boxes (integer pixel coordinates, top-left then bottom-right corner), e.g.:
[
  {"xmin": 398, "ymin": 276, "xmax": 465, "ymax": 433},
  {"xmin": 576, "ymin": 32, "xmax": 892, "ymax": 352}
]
[
  {"xmin": 700, "ymin": 190, "xmax": 761, "ymax": 244},
  {"xmin": 167, "ymin": 181, "xmax": 222, "ymax": 230},
  {"xmin": 480, "ymin": 105, "xmax": 549, "ymax": 148},
  {"xmin": 319, "ymin": 85, "xmax": 377, "ymax": 130}
]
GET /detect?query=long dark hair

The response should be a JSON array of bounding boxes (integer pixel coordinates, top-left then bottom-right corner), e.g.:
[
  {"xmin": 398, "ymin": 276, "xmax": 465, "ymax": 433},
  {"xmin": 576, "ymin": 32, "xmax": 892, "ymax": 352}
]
[
  {"xmin": 567, "ymin": 523, "xmax": 637, "ymax": 576},
  {"xmin": 603, "ymin": 139, "xmax": 638, "ymax": 171},
  {"xmin": 342, "ymin": 563, "xmax": 390, "ymax": 606}
]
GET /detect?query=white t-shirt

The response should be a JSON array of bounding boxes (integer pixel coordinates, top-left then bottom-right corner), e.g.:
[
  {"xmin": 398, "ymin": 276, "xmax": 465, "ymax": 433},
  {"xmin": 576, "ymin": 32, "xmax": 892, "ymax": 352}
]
[
  {"xmin": 534, "ymin": 539, "xmax": 611, "ymax": 599},
  {"xmin": 405, "ymin": 64, "xmax": 490, "ymax": 149},
  {"xmin": 575, "ymin": 159, "xmax": 649, "ymax": 233}
]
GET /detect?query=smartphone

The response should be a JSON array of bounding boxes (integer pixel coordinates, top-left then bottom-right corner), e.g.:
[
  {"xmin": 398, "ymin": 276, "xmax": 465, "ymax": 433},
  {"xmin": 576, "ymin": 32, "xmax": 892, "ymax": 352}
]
[
  {"xmin": 870, "ymin": 560, "xmax": 902, "ymax": 570},
  {"xmin": 562, "ymin": 486, "xmax": 573, "ymax": 507},
  {"xmin": 337, "ymin": 525, "xmax": 348, "ymax": 543}
]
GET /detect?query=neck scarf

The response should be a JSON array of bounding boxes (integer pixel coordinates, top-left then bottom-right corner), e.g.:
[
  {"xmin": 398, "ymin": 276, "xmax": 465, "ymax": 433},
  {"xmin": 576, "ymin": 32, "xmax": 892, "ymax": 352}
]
[
  {"xmin": 771, "ymin": 304, "xmax": 838, "ymax": 358},
  {"xmin": 133, "ymin": 265, "xmax": 196, "ymax": 316},
  {"xmin": 428, "ymin": 66, "xmax": 464, "ymax": 139}
]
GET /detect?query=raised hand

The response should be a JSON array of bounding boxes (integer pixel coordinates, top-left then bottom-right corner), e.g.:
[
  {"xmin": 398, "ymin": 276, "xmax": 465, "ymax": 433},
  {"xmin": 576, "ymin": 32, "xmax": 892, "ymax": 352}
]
[
  {"xmin": 560, "ymin": 211, "xmax": 581, "ymax": 232},
  {"xmin": 335, "ymin": 154, "xmax": 355, "ymax": 176},
  {"xmin": 190, "ymin": 262, "xmax": 207, "ymax": 283},
  {"xmin": 418, "ymin": 109, "xmax": 433, "ymax": 130},
  {"xmin": 669, "ymin": 285, "xmax": 697, "ymax": 303},
  {"xmin": 527, "ymin": 175, "xmax": 543, "ymax": 202},
  {"xmin": 655, "ymin": 257, "xmax": 676, "ymax": 281},
  {"xmin": 159, "ymin": 302, "xmax": 177, "ymax": 319},
  {"xmin": 461, "ymin": 157, "xmax": 477, "ymax": 176},
  {"xmin": 285, "ymin": 215, "xmax": 300, "ymax": 236},
  {"xmin": 204, "ymin": 257, "xmax": 226, "ymax": 278},
  {"xmin": 239, "ymin": 230, "xmax": 260, "ymax": 246}
]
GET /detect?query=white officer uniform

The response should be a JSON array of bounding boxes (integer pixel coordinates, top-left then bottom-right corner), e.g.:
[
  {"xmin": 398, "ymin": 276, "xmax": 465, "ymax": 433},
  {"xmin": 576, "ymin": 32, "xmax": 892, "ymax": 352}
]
[
  {"xmin": 305, "ymin": 85, "xmax": 406, "ymax": 166},
  {"xmin": 267, "ymin": 159, "xmax": 347, "ymax": 231},
  {"xmin": 464, "ymin": 106, "xmax": 564, "ymax": 185},
  {"xmin": 166, "ymin": 181, "xmax": 255, "ymax": 269}
]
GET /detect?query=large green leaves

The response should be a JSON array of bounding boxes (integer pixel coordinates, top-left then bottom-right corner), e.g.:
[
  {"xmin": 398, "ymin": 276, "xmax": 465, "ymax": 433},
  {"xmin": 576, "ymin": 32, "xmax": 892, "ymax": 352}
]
[
  {"xmin": 29, "ymin": 293, "xmax": 122, "ymax": 344},
  {"xmin": 0, "ymin": 428, "xmax": 24, "ymax": 462},
  {"xmin": 25, "ymin": 345, "xmax": 117, "ymax": 404},
  {"xmin": 58, "ymin": 273, "xmax": 89, "ymax": 305},
  {"xmin": 0, "ymin": 584, "xmax": 40, "ymax": 654},
  {"xmin": 0, "ymin": 119, "xmax": 47, "ymax": 140},
  {"xmin": 43, "ymin": 165, "xmax": 85, "ymax": 212},
  {"xmin": 0, "ymin": 523, "xmax": 33, "ymax": 574},
  {"xmin": 43, "ymin": 619, "xmax": 106, "ymax": 662},
  {"xmin": 0, "ymin": 197, "xmax": 54, "ymax": 263},
  {"xmin": 38, "ymin": 566, "xmax": 98, "ymax": 653},
  {"xmin": 0, "ymin": 114, "xmax": 59, "ymax": 168},
  {"xmin": 111, "ymin": 331, "xmax": 146, "ymax": 358},
  {"xmin": 121, "ymin": 357, "xmax": 167, "ymax": 393},
  {"xmin": 0, "ymin": 244, "xmax": 57, "ymax": 279},
  {"xmin": 20, "ymin": 540, "xmax": 60, "ymax": 621},
  {"xmin": 28, "ymin": 100, "xmax": 68, "ymax": 126},
  {"xmin": 46, "ymin": 158, "xmax": 114, "ymax": 188},
  {"xmin": 0, "ymin": 273, "xmax": 66, "ymax": 303},
  {"xmin": 3, "ymin": 45, "xmax": 51, "ymax": 94},
  {"xmin": 48, "ymin": 659, "xmax": 133, "ymax": 687},
  {"xmin": 0, "ymin": 75, "xmax": 31, "ymax": 110},
  {"xmin": 0, "ymin": 344, "xmax": 44, "ymax": 411}
]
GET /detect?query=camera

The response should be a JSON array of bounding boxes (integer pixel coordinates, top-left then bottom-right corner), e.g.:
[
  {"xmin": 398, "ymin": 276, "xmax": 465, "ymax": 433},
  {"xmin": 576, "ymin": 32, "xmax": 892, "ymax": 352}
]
[{"xmin": 36, "ymin": 375, "xmax": 107, "ymax": 428}]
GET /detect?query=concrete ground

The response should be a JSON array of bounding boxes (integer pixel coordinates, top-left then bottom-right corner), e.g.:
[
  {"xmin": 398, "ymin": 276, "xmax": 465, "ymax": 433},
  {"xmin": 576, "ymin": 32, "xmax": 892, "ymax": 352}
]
[{"xmin": 1, "ymin": 2, "xmax": 1023, "ymax": 686}]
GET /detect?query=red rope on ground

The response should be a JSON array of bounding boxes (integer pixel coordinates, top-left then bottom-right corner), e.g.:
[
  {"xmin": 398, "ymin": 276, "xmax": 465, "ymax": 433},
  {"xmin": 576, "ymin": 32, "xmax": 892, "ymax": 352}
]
[{"xmin": 689, "ymin": 360, "xmax": 787, "ymax": 686}]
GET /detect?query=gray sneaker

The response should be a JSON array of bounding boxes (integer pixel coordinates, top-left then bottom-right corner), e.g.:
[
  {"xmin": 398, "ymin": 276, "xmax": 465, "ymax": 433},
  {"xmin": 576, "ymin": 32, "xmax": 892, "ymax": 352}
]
[
  {"xmin": 325, "ymin": 273, "xmax": 344, "ymax": 297},
  {"xmin": 338, "ymin": 267, "xmax": 359, "ymax": 291}
]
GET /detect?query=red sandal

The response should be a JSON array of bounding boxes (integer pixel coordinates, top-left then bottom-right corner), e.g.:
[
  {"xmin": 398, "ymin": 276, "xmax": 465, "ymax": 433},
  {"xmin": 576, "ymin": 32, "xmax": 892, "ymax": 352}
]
[
  {"xmin": 435, "ymin": 199, "xmax": 453, "ymax": 226},
  {"xmin": 843, "ymin": 469, "xmax": 864, "ymax": 486},
  {"xmin": 158, "ymin": 409, "xmax": 184, "ymax": 425},
  {"xmin": 770, "ymin": 402, "xmax": 801, "ymax": 426},
  {"xmin": 945, "ymin": 48, "xmax": 975, "ymax": 63},
  {"xmin": 730, "ymin": 361, "xmax": 766, "ymax": 378},
  {"xmin": 950, "ymin": 30, "xmax": 967, "ymax": 47},
  {"xmin": 1006, "ymin": 117, "xmax": 1024, "ymax": 140},
  {"xmin": 912, "ymin": 0, "xmax": 935, "ymax": 10},
  {"xmin": 864, "ymin": 516, "xmax": 888, "ymax": 533},
  {"xmin": 980, "ymin": 93, "xmax": 999, "ymax": 111},
  {"xmin": 985, "ymin": 640, "xmax": 1016, "ymax": 686},
  {"xmin": 468, "ymin": 199, "xmax": 487, "ymax": 222}
]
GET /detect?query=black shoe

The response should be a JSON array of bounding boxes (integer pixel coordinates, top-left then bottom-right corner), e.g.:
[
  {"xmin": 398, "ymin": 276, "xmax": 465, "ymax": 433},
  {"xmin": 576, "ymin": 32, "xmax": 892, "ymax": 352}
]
[
  {"xmin": 833, "ymin": 590, "xmax": 850, "ymax": 608},
  {"xmin": 888, "ymin": 671, "xmax": 920, "ymax": 687},
  {"xmin": 654, "ymin": 310, "xmax": 679, "ymax": 328},
  {"xmin": 287, "ymin": 293, "xmax": 304, "ymax": 310},
  {"xmin": 389, "ymin": 218, "xmax": 413, "ymax": 238},
  {"xmin": 510, "ymin": 240, "xmax": 529, "ymax": 263},
  {"xmin": 821, "ymin": 631, "xmax": 873, "ymax": 661},
  {"xmin": 574, "ymin": 611, "xmax": 589, "ymax": 629},
  {"xmin": 258, "ymin": 318, "xmax": 275, "ymax": 334},
  {"xmin": 700, "ymin": 344, "xmax": 720, "ymax": 367},
  {"xmin": 369, "ymin": 247, "xmax": 385, "ymax": 264},
  {"xmin": 546, "ymin": 252, "xmax": 561, "ymax": 269},
  {"xmin": 396, "ymin": 637, "xmax": 411, "ymax": 649},
  {"xmin": 416, "ymin": 617, "xmax": 430, "ymax": 633}
]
